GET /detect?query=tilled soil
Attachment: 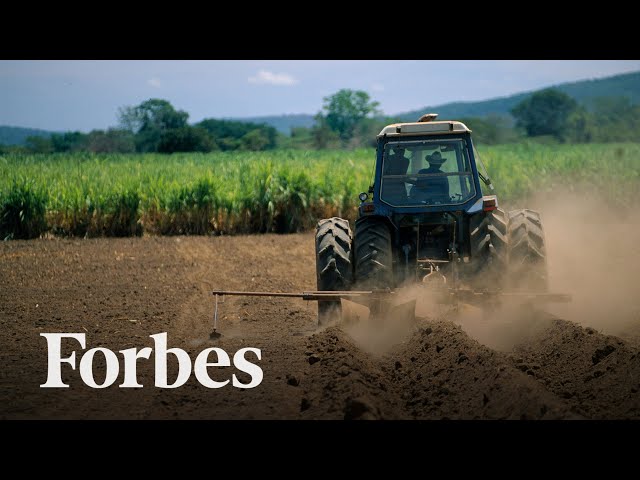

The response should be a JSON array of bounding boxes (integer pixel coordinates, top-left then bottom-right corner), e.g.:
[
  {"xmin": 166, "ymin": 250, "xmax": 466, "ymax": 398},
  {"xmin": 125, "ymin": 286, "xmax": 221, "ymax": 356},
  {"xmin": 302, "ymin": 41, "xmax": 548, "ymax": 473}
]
[{"xmin": 1, "ymin": 233, "xmax": 639, "ymax": 419}]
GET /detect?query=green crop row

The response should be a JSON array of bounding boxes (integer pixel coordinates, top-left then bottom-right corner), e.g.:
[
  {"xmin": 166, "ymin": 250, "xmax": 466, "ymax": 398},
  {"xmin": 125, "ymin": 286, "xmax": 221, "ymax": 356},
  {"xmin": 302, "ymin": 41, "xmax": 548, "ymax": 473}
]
[
  {"xmin": 1, "ymin": 143, "xmax": 639, "ymax": 239},
  {"xmin": 479, "ymin": 142, "xmax": 640, "ymax": 208}
]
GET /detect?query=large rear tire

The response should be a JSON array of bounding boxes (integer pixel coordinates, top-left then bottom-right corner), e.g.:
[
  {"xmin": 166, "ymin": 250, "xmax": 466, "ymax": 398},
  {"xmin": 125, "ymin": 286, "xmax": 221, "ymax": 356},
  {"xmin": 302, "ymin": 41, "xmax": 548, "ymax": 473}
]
[
  {"xmin": 469, "ymin": 207, "xmax": 508, "ymax": 288},
  {"xmin": 315, "ymin": 217, "xmax": 353, "ymax": 326},
  {"xmin": 353, "ymin": 216, "xmax": 393, "ymax": 289},
  {"xmin": 507, "ymin": 209, "xmax": 548, "ymax": 292}
]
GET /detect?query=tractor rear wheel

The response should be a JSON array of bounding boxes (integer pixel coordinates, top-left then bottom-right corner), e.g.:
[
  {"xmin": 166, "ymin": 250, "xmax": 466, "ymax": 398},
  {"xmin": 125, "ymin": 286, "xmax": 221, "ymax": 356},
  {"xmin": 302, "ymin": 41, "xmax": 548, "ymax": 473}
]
[
  {"xmin": 315, "ymin": 217, "xmax": 353, "ymax": 325},
  {"xmin": 353, "ymin": 216, "xmax": 393, "ymax": 289},
  {"xmin": 470, "ymin": 207, "xmax": 508, "ymax": 287},
  {"xmin": 507, "ymin": 209, "xmax": 548, "ymax": 291}
]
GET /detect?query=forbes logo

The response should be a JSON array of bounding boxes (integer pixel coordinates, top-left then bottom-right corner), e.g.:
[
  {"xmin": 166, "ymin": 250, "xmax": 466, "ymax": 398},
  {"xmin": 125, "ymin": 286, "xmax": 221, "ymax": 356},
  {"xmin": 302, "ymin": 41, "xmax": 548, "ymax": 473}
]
[{"xmin": 40, "ymin": 332, "xmax": 263, "ymax": 389}]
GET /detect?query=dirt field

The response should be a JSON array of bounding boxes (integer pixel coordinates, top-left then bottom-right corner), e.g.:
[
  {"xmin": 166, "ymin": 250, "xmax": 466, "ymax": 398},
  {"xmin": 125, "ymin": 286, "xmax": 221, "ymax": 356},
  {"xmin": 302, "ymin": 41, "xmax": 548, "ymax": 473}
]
[{"xmin": 2, "ymin": 226, "xmax": 639, "ymax": 419}]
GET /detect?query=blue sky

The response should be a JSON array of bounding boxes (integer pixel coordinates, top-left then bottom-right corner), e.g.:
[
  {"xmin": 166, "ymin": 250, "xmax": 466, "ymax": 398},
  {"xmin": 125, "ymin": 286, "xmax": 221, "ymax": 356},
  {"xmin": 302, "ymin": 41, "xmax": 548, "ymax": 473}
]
[{"xmin": 1, "ymin": 60, "xmax": 639, "ymax": 132}]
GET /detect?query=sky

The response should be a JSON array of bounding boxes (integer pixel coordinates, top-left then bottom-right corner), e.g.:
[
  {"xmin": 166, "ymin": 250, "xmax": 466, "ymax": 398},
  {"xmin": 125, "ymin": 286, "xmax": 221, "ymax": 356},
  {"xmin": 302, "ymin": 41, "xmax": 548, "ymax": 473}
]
[{"xmin": 1, "ymin": 60, "xmax": 639, "ymax": 132}]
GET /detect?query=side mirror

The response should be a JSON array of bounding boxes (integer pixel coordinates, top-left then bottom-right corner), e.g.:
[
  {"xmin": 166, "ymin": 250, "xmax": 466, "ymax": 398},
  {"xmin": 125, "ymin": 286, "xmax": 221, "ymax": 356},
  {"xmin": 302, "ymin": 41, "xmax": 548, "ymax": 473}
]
[{"xmin": 368, "ymin": 185, "xmax": 374, "ymax": 194}]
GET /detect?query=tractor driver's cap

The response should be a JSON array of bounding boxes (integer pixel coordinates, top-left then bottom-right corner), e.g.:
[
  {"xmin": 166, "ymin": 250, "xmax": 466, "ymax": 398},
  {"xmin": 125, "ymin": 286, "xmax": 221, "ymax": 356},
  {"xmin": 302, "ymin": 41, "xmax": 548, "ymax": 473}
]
[{"xmin": 427, "ymin": 151, "xmax": 445, "ymax": 165}]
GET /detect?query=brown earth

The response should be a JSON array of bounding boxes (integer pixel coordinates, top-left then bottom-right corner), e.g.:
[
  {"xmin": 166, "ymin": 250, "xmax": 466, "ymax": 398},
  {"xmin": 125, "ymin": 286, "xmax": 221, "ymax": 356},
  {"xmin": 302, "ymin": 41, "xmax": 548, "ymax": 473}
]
[{"xmin": 1, "ymin": 232, "xmax": 639, "ymax": 420}]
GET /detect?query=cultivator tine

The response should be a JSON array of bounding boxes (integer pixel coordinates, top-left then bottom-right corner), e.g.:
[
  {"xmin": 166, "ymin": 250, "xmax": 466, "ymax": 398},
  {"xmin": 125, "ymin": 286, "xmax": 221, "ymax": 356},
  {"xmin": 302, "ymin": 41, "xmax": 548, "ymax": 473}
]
[{"xmin": 210, "ymin": 294, "xmax": 222, "ymax": 340}]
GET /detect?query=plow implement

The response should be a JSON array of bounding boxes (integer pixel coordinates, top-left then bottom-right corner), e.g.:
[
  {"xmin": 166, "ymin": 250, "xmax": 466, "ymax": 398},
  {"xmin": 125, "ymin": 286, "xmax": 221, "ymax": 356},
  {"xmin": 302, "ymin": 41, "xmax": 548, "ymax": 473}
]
[{"xmin": 209, "ymin": 287, "xmax": 571, "ymax": 338}]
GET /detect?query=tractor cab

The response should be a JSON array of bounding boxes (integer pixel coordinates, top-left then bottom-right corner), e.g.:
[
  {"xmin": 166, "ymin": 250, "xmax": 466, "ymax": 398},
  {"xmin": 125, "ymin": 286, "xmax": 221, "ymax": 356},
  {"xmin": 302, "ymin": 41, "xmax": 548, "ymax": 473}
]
[
  {"xmin": 354, "ymin": 114, "xmax": 499, "ymax": 286},
  {"xmin": 362, "ymin": 113, "xmax": 493, "ymax": 217}
]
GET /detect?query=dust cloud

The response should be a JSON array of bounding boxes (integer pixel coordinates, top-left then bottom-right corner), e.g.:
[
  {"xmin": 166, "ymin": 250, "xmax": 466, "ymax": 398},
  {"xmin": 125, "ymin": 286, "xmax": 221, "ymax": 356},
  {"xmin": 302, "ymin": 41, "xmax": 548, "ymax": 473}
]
[
  {"xmin": 342, "ymin": 189, "xmax": 640, "ymax": 352},
  {"xmin": 338, "ymin": 284, "xmax": 450, "ymax": 354},
  {"xmin": 451, "ymin": 190, "xmax": 640, "ymax": 349},
  {"xmin": 450, "ymin": 302, "xmax": 555, "ymax": 351},
  {"xmin": 344, "ymin": 280, "xmax": 557, "ymax": 354},
  {"xmin": 535, "ymin": 190, "xmax": 640, "ymax": 340},
  {"xmin": 341, "ymin": 298, "xmax": 417, "ymax": 355}
]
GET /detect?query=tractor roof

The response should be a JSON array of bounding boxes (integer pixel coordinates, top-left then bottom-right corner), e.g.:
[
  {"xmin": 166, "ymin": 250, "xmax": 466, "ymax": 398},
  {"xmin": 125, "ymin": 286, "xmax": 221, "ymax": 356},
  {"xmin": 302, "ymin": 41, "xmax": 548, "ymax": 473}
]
[{"xmin": 378, "ymin": 120, "xmax": 471, "ymax": 137}]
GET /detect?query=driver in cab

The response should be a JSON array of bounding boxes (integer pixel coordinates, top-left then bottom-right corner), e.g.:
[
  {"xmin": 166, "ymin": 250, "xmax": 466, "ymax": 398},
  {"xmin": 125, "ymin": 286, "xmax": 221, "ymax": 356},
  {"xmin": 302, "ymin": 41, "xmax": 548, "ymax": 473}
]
[{"xmin": 409, "ymin": 151, "xmax": 450, "ymax": 204}]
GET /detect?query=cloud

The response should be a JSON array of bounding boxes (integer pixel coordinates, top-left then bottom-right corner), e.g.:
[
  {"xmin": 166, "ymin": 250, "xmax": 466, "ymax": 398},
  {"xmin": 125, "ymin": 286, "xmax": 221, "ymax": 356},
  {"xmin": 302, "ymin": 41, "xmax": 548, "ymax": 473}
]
[
  {"xmin": 147, "ymin": 77, "xmax": 161, "ymax": 88},
  {"xmin": 371, "ymin": 83, "xmax": 385, "ymax": 92},
  {"xmin": 248, "ymin": 70, "xmax": 298, "ymax": 86}
]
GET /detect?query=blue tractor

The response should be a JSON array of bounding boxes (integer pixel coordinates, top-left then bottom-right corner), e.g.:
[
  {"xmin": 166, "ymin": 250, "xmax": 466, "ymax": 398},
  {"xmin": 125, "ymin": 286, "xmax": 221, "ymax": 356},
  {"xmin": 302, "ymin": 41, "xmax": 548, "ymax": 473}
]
[{"xmin": 314, "ymin": 114, "xmax": 549, "ymax": 324}]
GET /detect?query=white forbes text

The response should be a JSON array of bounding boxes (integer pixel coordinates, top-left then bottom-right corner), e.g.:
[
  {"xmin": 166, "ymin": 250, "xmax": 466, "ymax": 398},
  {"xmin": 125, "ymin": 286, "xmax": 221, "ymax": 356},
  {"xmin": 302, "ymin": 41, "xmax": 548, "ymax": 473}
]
[{"xmin": 40, "ymin": 332, "xmax": 263, "ymax": 389}]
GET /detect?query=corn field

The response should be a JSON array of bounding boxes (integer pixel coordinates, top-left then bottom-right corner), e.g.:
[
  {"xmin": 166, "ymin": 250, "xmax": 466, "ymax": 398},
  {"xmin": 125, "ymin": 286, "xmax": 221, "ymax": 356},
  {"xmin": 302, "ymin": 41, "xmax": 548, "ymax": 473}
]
[{"xmin": 1, "ymin": 143, "xmax": 639, "ymax": 239}]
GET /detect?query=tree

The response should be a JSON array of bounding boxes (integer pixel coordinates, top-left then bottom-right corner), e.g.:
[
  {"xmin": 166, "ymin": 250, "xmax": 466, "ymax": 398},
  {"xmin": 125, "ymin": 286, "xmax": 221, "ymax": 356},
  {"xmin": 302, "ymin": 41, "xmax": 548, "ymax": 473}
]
[
  {"xmin": 240, "ymin": 129, "xmax": 270, "ymax": 151},
  {"xmin": 565, "ymin": 108, "xmax": 594, "ymax": 143},
  {"xmin": 157, "ymin": 126, "xmax": 215, "ymax": 153},
  {"xmin": 51, "ymin": 131, "xmax": 87, "ymax": 152},
  {"xmin": 321, "ymin": 89, "xmax": 380, "ymax": 145},
  {"xmin": 511, "ymin": 89, "xmax": 578, "ymax": 140},
  {"xmin": 458, "ymin": 114, "xmax": 521, "ymax": 145},
  {"xmin": 196, "ymin": 118, "xmax": 277, "ymax": 151},
  {"xmin": 353, "ymin": 116, "xmax": 394, "ymax": 148},
  {"xmin": 589, "ymin": 97, "xmax": 640, "ymax": 142},
  {"xmin": 280, "ymin": 127, "xmax": 314, "ymax": 149},
  {"xmin": 311, "ymin": 113, "xmax": 340, "ymax": 149},
  {"xmin": 118, "ymin": 99, "xmax": 189, "ymax": 152},
  {"xmin": 591, "ymin": 96, "xmax": 635, "ymax": 122},
  {"xmin": 85, "ymin": 129, "xmax": 136, "ymax": 153},
  {"xmin": 25, "ymin": 136, "xmax": 53, "ymax": 153}
]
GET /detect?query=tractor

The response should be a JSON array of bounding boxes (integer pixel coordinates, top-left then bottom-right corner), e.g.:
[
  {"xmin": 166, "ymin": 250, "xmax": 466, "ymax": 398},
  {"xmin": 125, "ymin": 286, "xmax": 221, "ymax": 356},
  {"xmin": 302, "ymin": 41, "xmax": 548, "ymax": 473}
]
[
  {"xmin": 314, "ymin": 114, "xmax": 549, "ymax": 325},
  {"xmin": 210, "ymin": 114, "xmax": 564, "ymax": 335}
]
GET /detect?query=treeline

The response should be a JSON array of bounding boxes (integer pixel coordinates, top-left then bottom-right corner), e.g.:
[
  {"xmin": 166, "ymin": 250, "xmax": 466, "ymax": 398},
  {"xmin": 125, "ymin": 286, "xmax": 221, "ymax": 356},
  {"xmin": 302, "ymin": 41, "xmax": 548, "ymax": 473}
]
[
  {"xmin": 2, "ymin": 88, "xmax": 639, "ymax": 154},
  {"xmin": 0, "ymin": 90, "xmax": 386, "ymax": 154},
  {"xmin": 274, "ymin": 88, "xmax": 640, "ymax": 148},
  {"xmin": 461, "ymin": 90, "xmax": 640, "ymax": 145},
  {"xmin": 1, "ymin": 99, "xmax": 278, "ymax": 154},
  {"xmin": 281, "ymin": 89, "xmax": 640, "ymax": 148}
]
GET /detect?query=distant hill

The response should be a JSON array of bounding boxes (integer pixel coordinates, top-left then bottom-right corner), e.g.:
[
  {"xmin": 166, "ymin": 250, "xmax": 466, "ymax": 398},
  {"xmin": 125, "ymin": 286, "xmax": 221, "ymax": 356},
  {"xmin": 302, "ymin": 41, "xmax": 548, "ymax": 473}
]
[
  {"xmin": 398, "ymin": 70, "xmax": 640, "ymax": 121},
  {"xmin": 0, "ymin": 126, "xmax": 57, "ymax": 146},
  {"xmin": 233, "ymin": 71, "xmax": 640, "ymax": 131},
  {"xmin": 231, "ymin": 114, "xmax": 315, "ymax": 135}
]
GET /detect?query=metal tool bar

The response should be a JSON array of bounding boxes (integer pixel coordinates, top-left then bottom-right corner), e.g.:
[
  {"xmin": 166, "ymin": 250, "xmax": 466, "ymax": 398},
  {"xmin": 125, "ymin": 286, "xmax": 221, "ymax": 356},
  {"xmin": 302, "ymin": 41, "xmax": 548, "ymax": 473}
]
[
  {"xmin": 212, "ymin": 290, "xmax": 375, "ymax": 297},
  {"xmin": 211, "ymin": 290, "xmax": 383, "ymax": 303}
]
